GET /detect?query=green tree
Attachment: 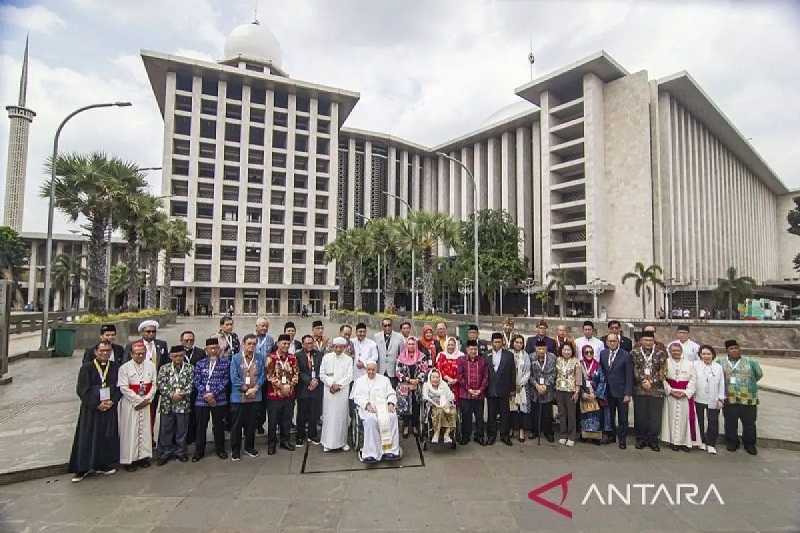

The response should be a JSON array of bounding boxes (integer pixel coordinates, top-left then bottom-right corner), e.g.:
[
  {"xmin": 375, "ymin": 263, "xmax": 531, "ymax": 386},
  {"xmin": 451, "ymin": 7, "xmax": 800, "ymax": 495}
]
[
  {"xmin": 42, "ymin": 153, "xmax": 147, "ymax": 314},
  {"xmin": 159, "ymin": 218, "xmax": 193, "ymax": 310},
  {"xmin": 788, "ymin": 196, "xmax": 800, "ymax": 272},
  {"xmin": 0, "ymin": 226, "xmax": 28, "ymax": 308},
  {"xmin": 109, "ymin": 263, "xmax": 131, "ymax": 307},
  {"xmin": 714, "ymin": 266, "xmax": 756, "ymax": 319},
  {"xmin": 140, "ymin": 209, "xmax": 169, "ymax": 309},
  {"xmin": 546, "ymin": 268, "xmax": 575, "ymax": 318},
  {"xmin": 51, "ymin": 254, "xmax": 86, "ymax": 310},
  {"xmin": 117, "ymin": 192, "xmax": 161, "ymax": 312},
  {"xmin": 622, "ymin": 262, "xmax": 664, "ymax": 319},
  {"xmin": 325, "ymin": 228, "xmax": 369, "ymax": 311},
  {"xmin": 397, "ymin": 211, "xmax": 460, "ymax": 313},
  {"xmin": 365, "ymin": 217, "xmax": 402, "ymax": 312},
  {"xmin": 456, "ymin": 209, "xmax": 526, "ymax": 315}
]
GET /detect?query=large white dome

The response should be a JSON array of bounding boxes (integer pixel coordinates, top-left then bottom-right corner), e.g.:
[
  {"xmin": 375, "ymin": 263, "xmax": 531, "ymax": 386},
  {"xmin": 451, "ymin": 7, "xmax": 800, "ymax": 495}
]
[
  {"xmin": 481, "ymin": 100, "xmax": 536, "ymax": 128},
  {"xmin": 223, "ymin": 21, "xmax": 283, "ymax": 68}
]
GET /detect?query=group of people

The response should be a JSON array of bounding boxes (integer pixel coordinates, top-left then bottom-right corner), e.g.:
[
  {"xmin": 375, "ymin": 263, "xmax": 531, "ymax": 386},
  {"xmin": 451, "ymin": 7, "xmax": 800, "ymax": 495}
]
[{"xmin": 68, "ymin": 316, "xmax": 763, "ymax": 483}]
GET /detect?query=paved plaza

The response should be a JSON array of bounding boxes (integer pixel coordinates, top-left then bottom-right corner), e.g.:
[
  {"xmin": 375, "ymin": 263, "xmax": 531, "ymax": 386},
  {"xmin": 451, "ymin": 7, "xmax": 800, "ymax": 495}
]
[{"xmin": 0, "ymin": 315, "xmax": 798, "ymax": 531}]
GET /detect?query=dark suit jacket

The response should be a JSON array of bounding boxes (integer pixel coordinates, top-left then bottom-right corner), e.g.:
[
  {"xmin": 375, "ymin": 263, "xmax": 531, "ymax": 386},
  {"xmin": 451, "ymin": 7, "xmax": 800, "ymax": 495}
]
[
  {"xmin": 600, "ymin": 348, "xmax": 633, "ymax": 399},
  {"xmin": 296, "ymin": 348, "xmax": 324, "ymax": 400},
  {"xmin": 122, "ymin": 338, "xmax": 169, "ymax": 368},
  {"xmin": 82, "ymin": 343, "xmax": 124, "ymax": 364},
  {"xmin": 601, "ymin": 334, "xmax": 633, "ymax": 353},
  {"xmin": 525, "ymin": 335, "xmax": 556, "ymax": 355},
  {"xmin": 486, "ymin": 349, "xmax": 516, "ymax": 398},
  {"xmin": 187, "ymin": 346, "xmax": 206, "ymax": 365}
]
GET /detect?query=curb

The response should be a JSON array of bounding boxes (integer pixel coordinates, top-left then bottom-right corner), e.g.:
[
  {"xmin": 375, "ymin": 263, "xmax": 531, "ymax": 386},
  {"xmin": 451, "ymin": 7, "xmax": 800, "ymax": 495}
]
[{"xmin": 760, "ymin": 385, "xmax": 800, "ymax": 398}]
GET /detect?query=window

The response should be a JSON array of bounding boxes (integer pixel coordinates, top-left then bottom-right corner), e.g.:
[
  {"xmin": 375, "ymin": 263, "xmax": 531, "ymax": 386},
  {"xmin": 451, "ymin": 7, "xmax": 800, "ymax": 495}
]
[
  {"xmin": 226, "ymin": 103, "xmax": 242, "ymax": 120},
  {"xmin": 195, "ymin": 244, "xmax": 212, "ymax": 260},
  {"xmin": 174, "ymin": 116, "xmax": 190, "ymax": 135},
  {"xmin": 291, "ymin": 268, "xmax": 305, "ymax": 284},
  {"xmin": 195, "ymin": 266, "xmax": 211, "ymax": 282},
  {"xmin": 248, "ymin": 168, "xmax": 263, "ymax": 184},
  {"xmin": 246, "ymin": 227, "xmax": 261, "ymax": 243},
  {"xmin": 171, "ymin": 180, "xmax": 189, "ymax": 197},
  {"xmin": 221, "ymin": 225, "xmax": 238, "ymax": 240},
  {"xmin": 245, "ymin": 247, "xmax": 261, "ymax": 263},
  {"xmin": 316, "ymin": 138, "xmax": 330, "ymax": 155},
  {"xmin": 296, "ymin": 95, "xmax": 310, "ymax": 113},
  {"xmin": 271, "ymin": 191, "xmax": 285, "ymax": 206},
  {"xmin": 271, "ymin": 172, "xmax": 286, "ymax": 187},
  {"xmin": 250, "ymin": 108, "xmax": 265, "ymax": 124},
  {"xmin": 269, "ymin": 248, "xmax": 283, "ymax": 263},
  {"xmin": 219, "ymin": 266, "xmax": 237, "ymax": 283},
  {"xmin": 294, "ymin": 175, "xmax": 307, "ymax": 190},
  {"xmin": 172, "ymin": 159, "xmax": 189, "ymax": 176},
  {"xmin": 314, "ymin": 251, "xmax": 326, "ymax": 265},
  {"xmin": 223, "ymin": 165, "xmax": 239, "ymax": 181},
  {"xmin": 270, "ymin": 210, "xmax": 285, "ymax": 224},
  {"xmin": 314, "ymin": 232, "xmax": 327, "ymax": 246},
  {"xmin": 195, "ymin": 224, "xmax": 212, "ymax": 240},
  {"xmin": 247, "ymin": 188, "xmax": 262, "ymax": 203},
  {"xmin": 272, "ymin": 153, "xmax": 287, "ymax": 168},
  {"xmin": 314, "ymin": 213, "xmax": 328, "ymax": 228},
  {"xmin": 222, "ymin": 206, "xmax": 238, "ymax": 222},
  {"xmin": 292, "ymin": 212, "xmax": 307, "ymax": 226},
  {"xmin": 292, "ymin": 250, "xmax": 306, "ymax": 263},
  {"xmin": 175, "ymin": 94, "xmax": 192, "ymax": 113},
  {"xmin": 268, "ymin": 267, "xmax": 283, "ymax": 283},
  {"xmin": 314, "ymin": 269, "xmax": 327, "ymax": 285},
  {"xmin": 274, "ymin": 90, "xmax": 288, "ymax": 108},
  {"xmin": 315, "ymin": 177, "xmax": 329, "ymax": 191},
  {"xmin": 296, "ymin": 116, "xmax": 309, "ymax": 132},
  {"xmin": 273, "ymin": 131, "xmax": 287, "ymax": 149},
  {"xmin": 317, "ymin": 119, "xmax": 330, "ymax": 134},
  {"xmin": 173, "ymin": 138, "xmax": 190, "ymax": 156},
  {"xmin": 244, "ymin": 267, "xmax": 260, "ymax": 283},
  {"xmin": 220, "ymin": 246, "xmax": 237, "ymax": 261},
  {"xmin": 224, "ymin": 146, "xmax": 240, "ymax": 162},
  {"xmin": 250, "ymin": 88, "xmax": 266, "ymax": 105},
  {"xmin": 227, "ymin": 81, "xmax": 242, "ymax": 101},
  {"xmin": 315, "ymin": 196, "xmax": 328, "ymax": 210},
  {"xmin": 197, "ymin": 182, "xmax": 214, "ymax": 199},
  {"xmin": 295, "ymin": 155, "xmax": 308, "ymax": 171},
  {"xmin": 198, "ymin": 162, "xmax": 215, "ymax": 178},
  {"xmin": 318, "ymin": 97, "xmax": 331, "ymax": 116},
  {"xmin": 293, "ymin": 194, "xmax": 307, "ymax": 208},
  {"xmin": 295, "ymin": 134, "xmax": 308, "ymax": 152},
  {"xmin": 200, "ymin": 119, "xmax": 216, "ymax": 139},
  {"xmin": 199, "ymin": 142, "xmax": 215, "ymax": 159},
  {"xmin": 201, "ymin": 78, "xmax": 217, "ymax": 96},
  {"xmin": 248, "ymin": 149, "xmax": 264, "ymax": 165},
  {"xmin": 246, "ymin": 207, "xmax": 262, "ymax": 224},
  {"xmin": 249, "ymin": 126, "xmax": 264, "ymax": 146},
  {"xmin": 225, "ymin": 123, "xmax": 241, "ymax": 142},
  {"xmin": 222, "ymin": 185, "xmax": 239, "ymax": 202},
  {"xmin": 170, "ymin": 200, "xmax": 188, "ymax": 217},
  {"xmin": 201, "ymin": 99, "xmax": 217, "ymax": 115},
  {"xmin": 269, "ymin": 228, "xmax": 284, "ymax": 244},
  {"xmin": 315, "ymin": 159, "xmax": 329, "ymax": 174},
  {"xmin": 273, "ymin": 111, "xmax": 288, "ymax": 127},
  {"xmin": 292, "ymin": 231, "xmax": 306, "ymax": 245},
  {"xmin": 176, "ymin": 72, "xmax": 193, "ymax": 91},
  {"xmin": 196, "ymin": 203, "xmax": 213, "ymax": 219}
]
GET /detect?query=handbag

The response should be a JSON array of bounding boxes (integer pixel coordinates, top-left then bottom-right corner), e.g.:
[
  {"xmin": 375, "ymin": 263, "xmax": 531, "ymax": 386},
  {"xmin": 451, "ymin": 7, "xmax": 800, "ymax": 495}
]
[{"xmin": 580, "ymin": 395, "xmax": 600, "ymax": 413}]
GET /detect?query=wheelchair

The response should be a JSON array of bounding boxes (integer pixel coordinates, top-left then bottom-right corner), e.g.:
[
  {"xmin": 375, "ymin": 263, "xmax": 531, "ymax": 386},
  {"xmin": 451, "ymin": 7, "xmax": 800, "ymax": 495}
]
[
  {"xmin": 420, "ymin": 400, "xmax": 459, "ymax": 451},
  {"xmin": 348, "ymin": 400, "xmax": 403, "ymax": 463}
]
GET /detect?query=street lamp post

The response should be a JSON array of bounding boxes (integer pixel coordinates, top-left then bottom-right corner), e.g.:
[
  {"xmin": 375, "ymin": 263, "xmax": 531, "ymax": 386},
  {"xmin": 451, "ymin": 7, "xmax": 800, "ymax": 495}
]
[
  {"xmin": 436, "ymin": 152, "xmax": 479, "ymax": 327},
  {"xmin": 458, "ymin": 278, "xmax": 473, "ymax": 316},
  {"xmin": 39, "ymin": 102, "xmax": 132, "ymax": 351},
  {"xmin": 522, "ymin": 277, "xmax": 537, "ymax": 318},
  {"xmin": 383, "ymin": 191, "xmax": 414, "ymax": 322},
  {"xmin": 499, "ymin": 279, "xmax": 507, "ymax": 316},
  {"xmin": 663, "ymin": 277, "xmax": 681, "ymax": 319},
  {"xmin": 586, "ymin": 277, "xmax": 607, "ymax": 319}
]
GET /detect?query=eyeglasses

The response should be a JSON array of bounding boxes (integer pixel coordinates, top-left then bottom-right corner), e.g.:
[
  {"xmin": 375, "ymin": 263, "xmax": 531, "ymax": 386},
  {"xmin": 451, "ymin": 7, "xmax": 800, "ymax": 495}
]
[
  {"xmin": 382, "ymin": 323, "xmax": 392, "ymax": 327},
  {"xmin": 585, "ymin": 351, "xmax": 594, "ymax": 355}
]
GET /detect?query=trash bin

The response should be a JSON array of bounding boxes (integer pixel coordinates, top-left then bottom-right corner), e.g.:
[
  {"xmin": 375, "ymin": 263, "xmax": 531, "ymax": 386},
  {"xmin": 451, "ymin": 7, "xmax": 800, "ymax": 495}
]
[
  {"xmin": 457, "ymin": 323, "xmax": 472, "ymax": 348},
  {"xmin": 51, "ymin": 327, "xmax": 77, "ymax": 357}
]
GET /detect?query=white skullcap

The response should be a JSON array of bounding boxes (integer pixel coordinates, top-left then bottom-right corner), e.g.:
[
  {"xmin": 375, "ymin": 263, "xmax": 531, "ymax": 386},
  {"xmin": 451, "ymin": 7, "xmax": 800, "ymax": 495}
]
[
  {"xmin": 332, "ymin": 336, "xmax": 348, "ymax": 346},
  {"xmin": 365, "ymin": 360, "xmax": 378, "ymax": 368},
  {"xmin": 138, "ymin": 320, "xmax": 159, "ymax": 332}
]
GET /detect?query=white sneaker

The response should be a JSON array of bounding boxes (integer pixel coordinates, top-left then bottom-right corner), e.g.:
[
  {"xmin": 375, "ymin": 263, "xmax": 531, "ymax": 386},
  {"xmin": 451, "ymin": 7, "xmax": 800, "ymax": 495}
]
[
  {"xmin": 443, "ymin": 435, "xmax": 452, "ymax": 444},
  {"xmin": 97, "ymin": 468, "xmax": 116, "ymax": 476},
  {"xmin": 71, "ymin": 473, "xmax": 88, "ymax": 483},
  {"xmin": 342, "ymin": 444, "xmax": 351, "ymax": 451},
  {"xmin": 699, "ymin": 443, "xmax": 706, "ymax": 451},
  {"xmin": 323, "ymin": 446, "xmax": 330, "ymax": 453},
  {"xmin": 558, "ymin": 438, "xmax": 567, "ymax": 445},
  {"xmin": 566, "ymin": 440, "xmax": 575, "ymax": 447},
  {"xmin": 707, "ymin": 445, "xmax": 717, "ymax": 455}
]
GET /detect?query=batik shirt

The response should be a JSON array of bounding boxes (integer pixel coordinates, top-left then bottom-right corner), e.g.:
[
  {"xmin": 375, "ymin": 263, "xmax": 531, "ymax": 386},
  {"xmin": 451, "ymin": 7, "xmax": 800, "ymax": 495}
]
[
  {"xmin": 718, "ymin": 356, "xmax": 763, "ymax": 406},
  {"xmin": 157, "ymin": 362, "xmax": 194, "ymax": 414},
  {"xmin": 631, "ymin": 346, "xmax": 667, "ymax": 397}
]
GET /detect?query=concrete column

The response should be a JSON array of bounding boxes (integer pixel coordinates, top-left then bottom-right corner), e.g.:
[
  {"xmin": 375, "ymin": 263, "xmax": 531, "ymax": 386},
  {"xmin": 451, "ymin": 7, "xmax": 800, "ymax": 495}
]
[
  {"xmin": 582, "ymin": 72, "xmax": 606, "ymax": 282},
  {"xmin": 211, "ymin": 79, "xmax": 227, "ymax": 284},
  {"xmin": 516, "ymin": 125, "xmax": 532, "ymax": 264},
  {"xmin": 347, "ymin": 137, "xmax": 356, "ymax": 228},
  {"xmin": 27, "ymin": 241, "xmax": 36, "ymax": 305},
  {"xmin": 538, "ymin": 92, "xmax": 552, "ymax": 278},
  {"xmin": 399, "ymin": 150, "xmax": 409, "ymax": 216},
  {"xmin": 449, "ymin": 151, "xmax": 461, "ymax": 220},
  {"xmin": 460, "ymin": 146, "xmax": 473, "ymax": 220},
  {"xmin": 487, "ymin": 137, "xmax": 501, "ymax": 210},
  {"xmin": 501, "ymin": 130, "xmax": 516, "ymax": 220},
  {"xmin": 387, "ymin": 146, "xmax": 397, "ymax": 217},
  {"xmin": 364, "ymin": 141, "xmax": 373, "ymax": 219},
  {"xmin": 422, "ymin": 156, "xmax": 434, "ymax": 212},
  {"xmin": 531, "ymin": 121, "xmax": 542, "ymax": 281},
  {"xmin": 412, "ymin": 153, "xmax": 421, "ymax": 211},
  {"xmin": 437, "ymin": 155, "xmax": 448, "ymax": 215}
]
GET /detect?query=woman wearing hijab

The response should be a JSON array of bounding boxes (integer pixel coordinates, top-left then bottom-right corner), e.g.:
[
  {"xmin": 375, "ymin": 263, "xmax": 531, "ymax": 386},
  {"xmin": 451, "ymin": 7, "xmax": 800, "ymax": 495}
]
[
  {"xmin": 396, "ymin": 336, "xmax": 432, "ymax": 438},
  {"xmin": 418, "ymin": 325, "xmax": 437, "ymax": 359},
  {"xmin": 435, "ymin": 337, "xmax": 463, "ymax": 404},
  {"xmin": 508, "ymin": 334, "xmax": 531, "ymax": 442},
  {"xmin": 422, "ymin": 368, "xmax": 457, "ymax": 444},
  {"xmin": 579, "ymin": 343, "xmax": 610, "ymax": 444}
]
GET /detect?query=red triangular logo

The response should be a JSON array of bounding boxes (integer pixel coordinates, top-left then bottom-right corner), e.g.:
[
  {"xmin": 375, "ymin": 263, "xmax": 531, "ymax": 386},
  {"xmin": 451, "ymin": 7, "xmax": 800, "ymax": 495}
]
[{"xmin": 528, "ymin": 472, "xmax": 573, "ymax": 519}]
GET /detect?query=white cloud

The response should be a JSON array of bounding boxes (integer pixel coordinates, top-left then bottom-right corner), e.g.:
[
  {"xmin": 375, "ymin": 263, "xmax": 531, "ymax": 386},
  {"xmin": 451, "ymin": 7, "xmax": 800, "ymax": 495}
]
[{"xmin": 0, "ymin": 4, "xmax": 66, "ymax": 34}]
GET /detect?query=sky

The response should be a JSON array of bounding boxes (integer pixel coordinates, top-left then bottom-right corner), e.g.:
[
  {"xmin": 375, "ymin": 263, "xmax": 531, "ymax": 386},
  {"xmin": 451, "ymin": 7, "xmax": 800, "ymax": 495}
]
[{"xmin": 0, "ymin": 0, "xmax": 798, "ymax": 233}]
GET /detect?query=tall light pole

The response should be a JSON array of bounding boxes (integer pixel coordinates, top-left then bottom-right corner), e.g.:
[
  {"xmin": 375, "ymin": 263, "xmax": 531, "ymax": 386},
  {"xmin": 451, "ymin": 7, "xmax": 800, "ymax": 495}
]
[
  {"xmin": 522, "ymin": 277, "xmax": 537, "ymax": 318},
  {"xmin": 499, "ymin": 279, "xmax": 507, "ymax": 316},
  {"xmin": 586, "ymin": 277, "xmax": 607, "ymax": 319},
  {"xmin": 39, "ymin": 102, "xmax": 132, "ymax": 351},
  {"xmin": 354, "ymin": 212, "xmax": 381, "ymax": 313},
  {"xmin": 384, "ymin": 191, "xmax": 415, "ymax": 322},
  {"xmin": 663, "ymin": 277, "xmax": 681, "ymax": 319},
  {"xmin": 458, "ymin": 278, "xmax": 472, "ymax": 316},
  {"xmin": 436, "ymin": 152, "xmax": 479, "ymax": 327}
]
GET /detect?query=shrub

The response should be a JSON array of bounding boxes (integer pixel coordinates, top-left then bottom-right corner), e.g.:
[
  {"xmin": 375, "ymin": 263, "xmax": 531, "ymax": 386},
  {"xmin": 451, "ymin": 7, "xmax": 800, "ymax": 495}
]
[{"xmin": 76, "ymin": 308, "xmax": 168, "ymax": 324}]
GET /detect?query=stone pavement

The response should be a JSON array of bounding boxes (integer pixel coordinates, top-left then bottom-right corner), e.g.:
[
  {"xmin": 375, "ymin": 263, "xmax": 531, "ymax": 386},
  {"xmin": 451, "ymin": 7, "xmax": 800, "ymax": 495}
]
[{"xmin": 0, "ymin": 437, "xmax": 797, "ymax": 532}]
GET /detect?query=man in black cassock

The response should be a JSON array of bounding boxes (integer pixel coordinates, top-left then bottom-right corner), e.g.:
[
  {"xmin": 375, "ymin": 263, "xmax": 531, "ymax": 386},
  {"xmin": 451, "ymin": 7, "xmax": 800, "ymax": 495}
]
[
  {"xmin": 81, "ymin": 324, "xmax": 124, "ymax": 364},
  {"xmin": 69, "ymin": 340, "xmax": 122, "ymax": 482}
]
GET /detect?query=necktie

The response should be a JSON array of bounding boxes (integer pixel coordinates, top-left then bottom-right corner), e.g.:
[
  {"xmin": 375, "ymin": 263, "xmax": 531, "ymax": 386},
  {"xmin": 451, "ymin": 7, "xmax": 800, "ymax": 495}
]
[{"xmin": 609, "ymin": 350, "xmax": 617, "ymax": 368}]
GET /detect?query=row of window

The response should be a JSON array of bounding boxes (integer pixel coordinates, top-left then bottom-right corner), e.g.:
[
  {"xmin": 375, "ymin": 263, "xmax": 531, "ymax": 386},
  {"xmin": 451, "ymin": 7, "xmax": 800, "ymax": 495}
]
[
  {"xmin": 174, "ymin": 97, "xmax": 332, "ymax": 133},
  {"xmin": 174, "ymin": 72, "xmax": 332, "ymax": 115},
  {"xmin": 170, "ymin": 181, "xmax": 328, "ymax": 209},
  {"xmin": 171, "ymin": 202, "xmax": 329, "ymax": 227},
  {"xmin": 191, "ymin": 224, "xmax": 328, "ymax": 246},
  {"xmin": 182, "ymin": 265, "xmax": 328, "ymax": 285},
  {"xmin": 188, "ymin": 245, "xmax": 327, "ymax": 264},
  {"xmin": 173, "ymin": 116, "xmax": 331, "ymax": 151}
]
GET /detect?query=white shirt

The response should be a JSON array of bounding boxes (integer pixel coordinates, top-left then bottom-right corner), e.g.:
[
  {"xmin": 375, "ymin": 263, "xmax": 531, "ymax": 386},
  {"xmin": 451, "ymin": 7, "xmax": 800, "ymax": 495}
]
[
  {"xmin": 692, "ymin": 360, "xmax": 725, "ymax": 406},
  {"xmin": 575, "ymin": 336, "xmax": 604, "ymax": 362},
  {"xmin": 676, "ymin": 339, "xmax": 700, "ymax": 362},
  {"xmin": 492, "ymin": 350, "xmax": 502, "ymax": 371},
  {"xmin": 352, "ymin": 337, "xmax": 379, "ymax": 380}
]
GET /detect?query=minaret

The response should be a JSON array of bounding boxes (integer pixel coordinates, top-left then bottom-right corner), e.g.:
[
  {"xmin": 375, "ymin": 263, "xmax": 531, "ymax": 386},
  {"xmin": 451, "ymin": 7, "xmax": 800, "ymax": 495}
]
[{"xmin": 3, "ymin": 36, "xmax": 36, "ymax": 231}]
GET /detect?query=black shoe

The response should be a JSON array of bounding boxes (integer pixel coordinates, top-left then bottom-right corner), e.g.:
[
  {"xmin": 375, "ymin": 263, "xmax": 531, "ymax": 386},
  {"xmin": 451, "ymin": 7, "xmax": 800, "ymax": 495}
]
[
  {"xmin": 231, "ymin": 454, "xmax": 241, "ymax": 462},
  {"xmin": 607, "ymin": 435, "xmax": 617, "ymax": 444},
  {"xmin": 501, "ymin": 437, "xmax": 513, "ymax": 446},
  {"xmin": 244, "ymin": 448, "xmax": 259, "ymax": 458},
  {"xmin": 670, "ymin": 444, "xmax": 679, "ymax": 451},
  {"xmin": 191, "ymin": 455, "xmax": 203, "ymax": 463},
  {"xmin": 458, "ymin": 438, "xmax": 469, "ymax": 445},
  {"xmin": 726, "ymin": 445, "xmax": 738, "ymax": 452},
  {"xmin": 296, "ymin": 436, "xmax": 306, "ymax": 446},
  {"xmin": 487, "ymin": 436, "xmax": 497, "ymax": 445},
  {"xmin": 650, "ymin": 442, "xmax": 660, "ymax": 452},
  {"xmin": 745, "ymin": 446, "xmax": 757, "ymax": 456},
  {"xmin": 476, "ymin": 437, "xmax": 487, "ymax": 446},
  {"xmin": 156, "ymin": 457, "xmax": 169, "ymax": 466},
  {"xmin": 268, "ymin": 445, "xmax": 276, "ymax": 455},
  {"xmin": 256, "ymin": 426, "xmax": 265, "ymax": 435},
  {"xmin": 178, "ymin": 455, "xmax": 189, "ymax": 462},
  {"xmin": 217, "ymin": 451, "xmax": 228, "ymax": 460},
  {"xmin": 139, "ymin": 459, "xmax": 151, "ymax": 468},
  {"xmin": 280, "ymin": 441, "xmax": 295, "ymax": 451},
  {"xmin": 618, "ymin": 441, "xmax": 627, "ymax": 450},
  {"xmin": 600, "ymin": 435, "xmax": 609, "ymax": 445},
  {"xmin": 635, "ymin": 441, "xmax": 646, "ymax": 450},
  {"xmin": 124, "ymin": 464, "xmax": 138, "ymax": 472},
  {"xmin": 545, "ymin": 434, "xmax": 555, "ymax": 443},
  {"xmin": 681, "ymin": 446, "xmax": 691, "ymax": 453}
]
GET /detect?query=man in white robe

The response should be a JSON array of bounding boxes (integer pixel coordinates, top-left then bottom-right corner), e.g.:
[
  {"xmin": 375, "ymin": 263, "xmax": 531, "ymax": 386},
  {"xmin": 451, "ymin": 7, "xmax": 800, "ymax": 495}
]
[
  {"xmin": 352, "ymin": 322, "xmax": 379, "ymax": 381},
  {"xmin": 320, "ymin": 337, "xmax": 354, "ymax": 452},
  {"xmin": 118, "ymin": 340, "xmax": 158, "ymax": 470},
  {"xmin": 661, "ymin": 342, "xmax": 703, "ymax": 451},
  {"xmin": 351, "ymin": 361, "xmax": 401, "ymax": 462}
]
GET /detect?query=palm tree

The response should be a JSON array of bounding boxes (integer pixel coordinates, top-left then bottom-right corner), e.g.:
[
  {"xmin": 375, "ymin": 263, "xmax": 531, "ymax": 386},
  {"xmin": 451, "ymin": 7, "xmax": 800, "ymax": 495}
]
[
  {"xmin": 365, "ymin": 217, "xmax": 402, "ymax": 313},
  {"xmin": 546, "ymin": 268, "xmax": 574, "ymax": 318},
  {"xmin": 109, "ymin": 263, "xmax": 131, "ymax": 308},
  {"xmin": 118, "ymin": 192, "xmax": 161, "ymax": 312},
  {"xmin": 325, "ymin": 228, "xmax": 368, "ymax": 310},
  {"xmin": 397, "ymin": 211, "xmax": 460, "ymax": 313},
  {"xmin": 0, "ymin": 226, "xmax": 28, "ymax": 308},
  {"xmin": 622, "ymin": 262, "xmax": 664, "ymax": 319},
  {"xmin": 140, "ymin": 209, "xmax": 169, "ymax": 309},
  {"xmin": 324, "ymin": 237, "xmax": 348, "ymax": 310},
  {"xmin": 159, "ymin": 218, "xmax": 193, "ymax": 310},
  {"xmin": 714, "ymin": 267, "xmax": 756, "ymax": 319},
  {"xmin": 51, "ymin": 254, "xmax": 86, "ymax": 310},
  {"xmin": 42, "ymin": 153, "xmax": 147, "ymax": 314}
]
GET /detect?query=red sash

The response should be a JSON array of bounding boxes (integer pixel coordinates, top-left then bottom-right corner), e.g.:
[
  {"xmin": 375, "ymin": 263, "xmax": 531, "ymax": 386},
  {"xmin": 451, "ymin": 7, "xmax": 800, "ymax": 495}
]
[
  {"xmin": 128, "ymin": 382, "xmax": 153, "ymax": 395},
  {"xmin": 667, "ymin": 379, "xmax": 696, "ymax": 441}
]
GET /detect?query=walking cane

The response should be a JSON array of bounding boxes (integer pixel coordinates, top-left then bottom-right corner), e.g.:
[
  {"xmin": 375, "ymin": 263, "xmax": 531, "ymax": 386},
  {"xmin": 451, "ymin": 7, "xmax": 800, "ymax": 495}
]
[{"xmin": 537, "ymin": 400, "xmax": 542, "ymax": 446}]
